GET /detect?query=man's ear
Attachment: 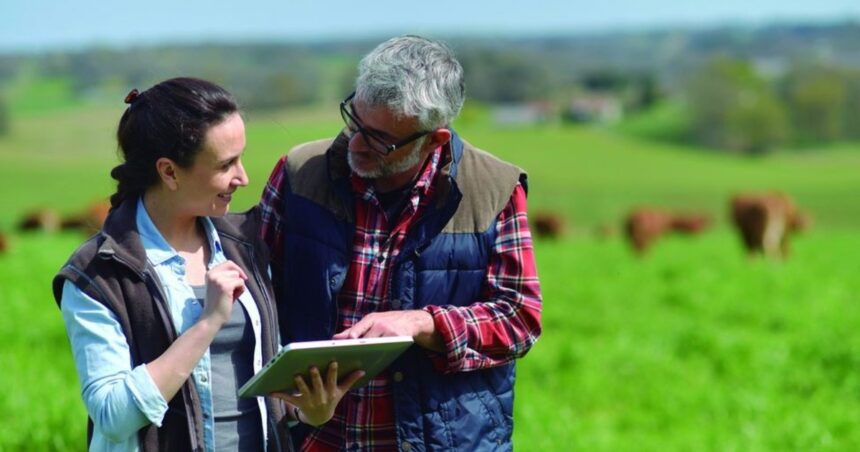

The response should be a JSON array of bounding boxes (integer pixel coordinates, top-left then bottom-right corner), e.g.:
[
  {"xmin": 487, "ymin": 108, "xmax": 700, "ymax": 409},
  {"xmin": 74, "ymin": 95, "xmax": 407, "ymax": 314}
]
[
  {"xmin": 155, "ymin": 157, "xmax": 180, "ymax": 191},
  {"xmin": 426, "ymin": 128, "xmax": 452, "ymax": 150}
]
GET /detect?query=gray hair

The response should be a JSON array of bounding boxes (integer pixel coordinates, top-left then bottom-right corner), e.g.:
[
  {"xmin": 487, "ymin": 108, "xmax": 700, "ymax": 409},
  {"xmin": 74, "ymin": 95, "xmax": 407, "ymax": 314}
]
[{"xmin": 355, "ymin": 35, "xmax": 465, "ymax": 130}]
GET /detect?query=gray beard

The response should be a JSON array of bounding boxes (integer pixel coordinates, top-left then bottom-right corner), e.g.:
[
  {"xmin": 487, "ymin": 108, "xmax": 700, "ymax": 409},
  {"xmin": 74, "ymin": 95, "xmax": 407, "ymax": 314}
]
[{"xmin": 348, "ymin": 137, "xmax": 426, "ymax": 179}]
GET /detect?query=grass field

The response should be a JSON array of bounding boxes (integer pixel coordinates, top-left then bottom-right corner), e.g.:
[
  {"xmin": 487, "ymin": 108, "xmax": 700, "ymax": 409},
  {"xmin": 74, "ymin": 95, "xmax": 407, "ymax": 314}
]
[{"xmin": 1, "ymin": 101, "xmax": 858, "ymax": 450}]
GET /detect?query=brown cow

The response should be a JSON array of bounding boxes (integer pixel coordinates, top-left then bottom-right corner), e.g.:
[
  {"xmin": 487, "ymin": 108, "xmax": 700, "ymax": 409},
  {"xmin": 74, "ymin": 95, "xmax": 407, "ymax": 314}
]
[
  {"xmin": 532, "ymin": 211, "xmax": 566, "ymax": 239},
  {"xmin": 61, "ymin": 201, "xmax": 111, "ymax": 235},
  {"xmin": 624, "ymin": 208, "xmax": 712, "ymax": 254},
  {"xmin": 594, "ymin": 223, "xmax": 618, "ymax": 240},
  {"xmin": 730, "ymin": 192, "xmax": 808, "ymax": 259},
  {"xmin": 0, "ymin": 230, "xmax": 8, "ymax": 254},
  {"xmin": 17, "ymin": 208, "xmax": 61, "ymax": 232}
]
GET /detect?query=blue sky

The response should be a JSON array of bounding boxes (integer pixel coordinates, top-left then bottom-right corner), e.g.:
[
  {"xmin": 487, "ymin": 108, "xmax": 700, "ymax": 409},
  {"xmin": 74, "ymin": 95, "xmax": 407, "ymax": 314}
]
[{"xmin": 2, "ymin": 0, "xmax": 860, "ymax": 52}]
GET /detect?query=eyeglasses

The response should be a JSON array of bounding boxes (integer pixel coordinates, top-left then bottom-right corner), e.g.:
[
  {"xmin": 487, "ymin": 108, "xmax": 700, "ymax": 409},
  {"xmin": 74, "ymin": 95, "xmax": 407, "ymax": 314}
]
[{"xmin": 340, "ymin": 92, "xmax": 432, "ymax": 155}]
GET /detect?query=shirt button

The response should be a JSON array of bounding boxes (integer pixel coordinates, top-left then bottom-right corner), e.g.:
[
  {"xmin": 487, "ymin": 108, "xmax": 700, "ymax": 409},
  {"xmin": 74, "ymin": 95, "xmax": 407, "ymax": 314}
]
[
  {"xmin": 390, "ymin": 299, "xmax": 401, "ymax": 309},
  {"xmin": 393, "ymin": 372, "xmax": 404, "ymax": 382},
  {"xmin": 200, "ymin": 374, "xmax": 208, "ymax": 383},
  {"xmin": 401, "ymin": 441, "xmax": 412, "ymax": 451}
]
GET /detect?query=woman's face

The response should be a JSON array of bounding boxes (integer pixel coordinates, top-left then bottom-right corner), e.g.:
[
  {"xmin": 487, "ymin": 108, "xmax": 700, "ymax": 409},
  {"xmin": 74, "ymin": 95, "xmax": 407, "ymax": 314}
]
[{"xmin": 173, "ymin": 112, "xmax": 248, "ymax": 218}]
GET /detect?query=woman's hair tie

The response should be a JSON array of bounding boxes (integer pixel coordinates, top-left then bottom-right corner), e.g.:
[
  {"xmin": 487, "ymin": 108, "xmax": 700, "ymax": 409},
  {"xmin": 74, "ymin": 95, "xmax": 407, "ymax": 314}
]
[{"xmin": 124, "ymin": 89, "xmax": 141, "ymax": 105}]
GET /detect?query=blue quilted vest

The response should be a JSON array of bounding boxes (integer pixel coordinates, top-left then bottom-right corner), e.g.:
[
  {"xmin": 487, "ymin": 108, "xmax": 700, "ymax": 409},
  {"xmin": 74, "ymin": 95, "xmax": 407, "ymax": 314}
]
[{"xmin": 275, "ymin": 131, "xmax": 527, "ymax": 451}]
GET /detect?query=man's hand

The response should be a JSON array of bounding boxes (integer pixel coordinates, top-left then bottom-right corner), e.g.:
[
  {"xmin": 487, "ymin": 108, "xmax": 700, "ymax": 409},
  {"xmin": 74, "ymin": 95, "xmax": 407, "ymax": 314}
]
[
  {"xmin": 272, "ymin": 362, "xmax": 364, "ymax": 427},
  {"xmin": 332, "ymin": 309, "xmax": 444, "ymax": 352}
]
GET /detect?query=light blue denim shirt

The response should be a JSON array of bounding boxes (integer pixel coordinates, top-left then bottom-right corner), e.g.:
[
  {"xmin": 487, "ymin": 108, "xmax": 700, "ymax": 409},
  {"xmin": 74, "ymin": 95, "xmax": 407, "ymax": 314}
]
[{"xmin": 61, "ymin": 198, "xmax": 269, "ymax": 451}]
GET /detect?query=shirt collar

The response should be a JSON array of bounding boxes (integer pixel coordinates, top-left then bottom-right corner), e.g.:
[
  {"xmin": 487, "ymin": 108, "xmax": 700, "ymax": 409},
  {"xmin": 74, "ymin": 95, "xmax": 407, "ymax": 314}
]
[{"xmin": 136, "ymin": 198, "xmax": 224, "ymax": 267}]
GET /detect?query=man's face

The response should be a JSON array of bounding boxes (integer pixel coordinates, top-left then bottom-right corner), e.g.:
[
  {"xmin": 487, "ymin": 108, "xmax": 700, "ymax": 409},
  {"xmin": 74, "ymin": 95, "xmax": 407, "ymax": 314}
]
[{"xmin": 343, "ymin": 97, "xmax": 429, "ymax": 179}]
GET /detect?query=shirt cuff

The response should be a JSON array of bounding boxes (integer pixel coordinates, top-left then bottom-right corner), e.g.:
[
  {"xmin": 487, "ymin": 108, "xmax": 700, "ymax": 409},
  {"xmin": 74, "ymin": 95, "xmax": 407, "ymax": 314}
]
[
  {"xmin": 422, "ymin": 305, "xmax": 465, "ymax": 373},
  {"xmin": 126, "ymin": 364, "xmax": 169, "ymax": 427}
]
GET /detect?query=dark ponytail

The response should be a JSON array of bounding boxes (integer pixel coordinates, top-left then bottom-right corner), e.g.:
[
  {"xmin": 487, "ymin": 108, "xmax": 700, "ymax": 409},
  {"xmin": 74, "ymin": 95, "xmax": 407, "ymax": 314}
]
[{"xmin": 110, "ymin": 77, "xmax": 239, "ymax": 209}]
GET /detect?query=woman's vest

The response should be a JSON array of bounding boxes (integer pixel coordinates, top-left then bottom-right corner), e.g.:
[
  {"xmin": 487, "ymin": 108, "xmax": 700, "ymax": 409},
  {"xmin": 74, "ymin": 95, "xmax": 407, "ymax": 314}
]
[{"xmin": 52, "ymin": 200, "xmax": 291, "ymax": 452}]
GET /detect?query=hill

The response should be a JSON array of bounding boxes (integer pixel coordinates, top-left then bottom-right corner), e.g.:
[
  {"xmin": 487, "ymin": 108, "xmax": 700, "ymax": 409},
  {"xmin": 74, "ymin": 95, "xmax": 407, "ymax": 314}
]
[{"xmin": 0, "ymin": 104, "xmax": 857, "ymax": 231}]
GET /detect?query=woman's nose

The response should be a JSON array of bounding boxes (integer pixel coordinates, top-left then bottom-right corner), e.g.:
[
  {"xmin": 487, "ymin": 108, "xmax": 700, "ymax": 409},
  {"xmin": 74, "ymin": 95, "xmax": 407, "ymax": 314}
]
[{"xmin": 234, "ymin": 161, "xmax": 249, "ymax": 186}]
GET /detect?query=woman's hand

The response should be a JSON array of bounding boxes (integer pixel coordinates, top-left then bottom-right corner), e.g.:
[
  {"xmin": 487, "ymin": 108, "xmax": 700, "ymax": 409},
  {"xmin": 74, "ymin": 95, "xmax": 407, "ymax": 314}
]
[
  {"xmin": 202, "ymin": 260, "xmax": 247, "ymax": 326},
  {"xmin": 272, "ymin": 362, "xmax": 365, "ymax": 427}
]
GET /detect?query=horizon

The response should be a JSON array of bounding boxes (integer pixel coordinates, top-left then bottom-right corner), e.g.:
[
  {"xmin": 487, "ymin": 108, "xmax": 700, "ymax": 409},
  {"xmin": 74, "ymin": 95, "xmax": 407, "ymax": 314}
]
[
  {"xmin": 3, "ymin": 0, "xmax": 860, "ymax": 54},
  {"xmin": 2, "ymin": 17, "xmax": 859, "ymax": 57}
]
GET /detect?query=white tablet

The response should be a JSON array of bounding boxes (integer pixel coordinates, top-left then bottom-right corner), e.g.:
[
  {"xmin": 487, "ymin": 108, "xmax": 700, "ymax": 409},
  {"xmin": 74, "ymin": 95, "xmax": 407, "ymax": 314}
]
[{"xmin": 238, "ymin": 336, "xmax": 414, "ymax": 398}]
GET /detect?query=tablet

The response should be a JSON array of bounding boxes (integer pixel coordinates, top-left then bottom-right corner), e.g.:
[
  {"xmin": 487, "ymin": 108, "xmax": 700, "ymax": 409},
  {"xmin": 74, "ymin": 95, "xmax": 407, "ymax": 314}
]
[{"xmin": 237, "ymin": 336, "xmax": 414, "ymax": 398}]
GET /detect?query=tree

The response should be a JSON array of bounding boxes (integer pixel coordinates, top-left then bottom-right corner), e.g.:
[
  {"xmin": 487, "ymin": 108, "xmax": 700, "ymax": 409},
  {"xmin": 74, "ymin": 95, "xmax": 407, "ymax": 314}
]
[
  {"xmin": 685, "ymin": 57, "xmax": 787, "ymax": 154},
  {"xmin": 843, "ymin": 71, "xmax": 860, "ymax": 140},
  {"xmin": 781, "ymin": 65, "xmax": 848, "ymax": 145},
  {"xmin": 459, "ymin": 49, "xmax": 553, "ymax": 103},
  {"xmin": 0, "ymin": 97, "xmax": 9, "ymax": 136}
]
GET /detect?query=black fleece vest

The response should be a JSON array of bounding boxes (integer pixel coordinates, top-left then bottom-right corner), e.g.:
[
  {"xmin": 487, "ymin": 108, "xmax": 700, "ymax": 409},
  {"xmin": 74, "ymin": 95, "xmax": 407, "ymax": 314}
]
[{"xmin": 52, "ymin": 199, "xmax": 291, "ymax": 452}]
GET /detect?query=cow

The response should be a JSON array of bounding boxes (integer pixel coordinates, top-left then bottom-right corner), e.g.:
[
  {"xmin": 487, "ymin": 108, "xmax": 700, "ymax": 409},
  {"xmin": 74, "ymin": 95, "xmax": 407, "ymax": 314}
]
[
  {"xmin": 17, "ymin": 208, "xmax": 61, "ymax": 232},
  {"xmin": 61, "ymin": 201, "xmax": 111, "ymax": 235},
  {"xmin": 0, "ymin": 230, "xmax": 8, "ymax": 254},
  {"xmin": 594, "ymin": 223, "xmax": 617, "ymax": 240},
  {"xmin": 624, "ymin": 208, "xmax": 712, "ymax": 254},
  {"xmin": 532, "ymin": 211, "xmax": 566, "ymax": 239},
  {"xmin": 730, "ymin": 192, "xmax": 808, "ymax": 259}
]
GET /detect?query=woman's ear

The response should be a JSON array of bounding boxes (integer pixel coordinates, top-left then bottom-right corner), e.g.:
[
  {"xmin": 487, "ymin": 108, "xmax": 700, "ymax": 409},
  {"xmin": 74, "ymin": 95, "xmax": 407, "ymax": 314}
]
[{"xmin": 155, "ymin": 157, "xmax": 180, "ymax": 191}]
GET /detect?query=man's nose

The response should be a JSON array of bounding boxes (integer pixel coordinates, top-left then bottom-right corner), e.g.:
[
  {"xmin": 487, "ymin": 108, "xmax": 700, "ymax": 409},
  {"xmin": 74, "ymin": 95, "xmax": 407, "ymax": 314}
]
[{"xmin": 348, "ymin": 131, "xmax": 372, "ymax": 153}]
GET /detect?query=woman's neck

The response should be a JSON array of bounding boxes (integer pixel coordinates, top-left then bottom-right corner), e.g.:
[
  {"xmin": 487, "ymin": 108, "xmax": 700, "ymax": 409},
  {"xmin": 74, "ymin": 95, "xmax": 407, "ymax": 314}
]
[{"xmin": 142, "ymin": 189, "xmax": 204, "ymax": 253}]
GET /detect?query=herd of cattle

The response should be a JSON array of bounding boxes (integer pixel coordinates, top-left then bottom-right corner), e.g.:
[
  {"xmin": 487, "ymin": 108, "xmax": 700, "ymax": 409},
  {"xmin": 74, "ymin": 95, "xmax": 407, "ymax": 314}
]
[
  {"xmin": 533, "ymin": 192, "xmax": 809, "ymax": 259},
  {"xmin": 0, "ymin": 201, "xmax": 111, "ymax": 254},
  {"xmin": 0, "ymin": 193, "xmax": 808, "ymax": 259}
]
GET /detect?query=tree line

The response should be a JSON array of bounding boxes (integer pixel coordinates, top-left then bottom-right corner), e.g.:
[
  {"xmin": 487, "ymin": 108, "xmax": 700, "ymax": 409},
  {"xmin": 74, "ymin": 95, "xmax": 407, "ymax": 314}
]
[
  {"xmin": 1, "ymin": 21, "xmax": 859, "ymax": 150},
  {"xmin": 685, "ymin": 57, "xmax": 860, "ymax": 153}
]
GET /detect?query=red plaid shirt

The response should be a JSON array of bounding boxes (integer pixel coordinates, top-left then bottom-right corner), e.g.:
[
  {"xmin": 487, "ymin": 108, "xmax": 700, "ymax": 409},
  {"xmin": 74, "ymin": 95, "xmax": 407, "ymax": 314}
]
[{"xmin": 260, "ymin": 143, "xmax": 542, "ymax": 451}]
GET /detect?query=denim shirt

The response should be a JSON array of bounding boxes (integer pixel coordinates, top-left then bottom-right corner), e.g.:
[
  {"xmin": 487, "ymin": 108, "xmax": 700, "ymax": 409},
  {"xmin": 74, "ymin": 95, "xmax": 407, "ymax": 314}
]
[{"xmin": 61, "ymin": 198, "xmax": 268, "ymax": 451}]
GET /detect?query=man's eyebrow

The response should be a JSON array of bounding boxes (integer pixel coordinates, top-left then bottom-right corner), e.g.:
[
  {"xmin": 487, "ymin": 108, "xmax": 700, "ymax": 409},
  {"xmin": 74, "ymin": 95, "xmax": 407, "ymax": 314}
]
[
  {"xmin": 351, "ymin": 106, "xmax": 395, "ymax": 140},
  {"xmin": 364, "ymin": 125, "xmax": 395, "ymax": 140}
]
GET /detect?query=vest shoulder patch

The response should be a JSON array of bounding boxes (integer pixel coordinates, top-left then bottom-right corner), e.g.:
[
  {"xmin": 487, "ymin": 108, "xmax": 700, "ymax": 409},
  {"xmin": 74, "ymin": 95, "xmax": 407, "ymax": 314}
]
[{"xmin": 444, "ymin": 142, "xmax": 526, "ymax": 234}]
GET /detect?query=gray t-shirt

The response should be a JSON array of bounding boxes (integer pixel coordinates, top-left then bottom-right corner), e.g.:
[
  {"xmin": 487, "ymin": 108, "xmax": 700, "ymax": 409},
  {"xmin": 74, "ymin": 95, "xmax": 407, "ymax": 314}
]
[{"xmin": 192, "ymin": 285, "xmax": 263, "ymax": 451}]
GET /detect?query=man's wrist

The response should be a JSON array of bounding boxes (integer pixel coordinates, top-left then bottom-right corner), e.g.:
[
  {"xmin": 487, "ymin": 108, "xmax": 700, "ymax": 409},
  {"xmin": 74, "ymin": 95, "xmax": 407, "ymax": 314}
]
[{"xmin": 415, "ymin": 308, "xmax": 445, "ymax": 352}]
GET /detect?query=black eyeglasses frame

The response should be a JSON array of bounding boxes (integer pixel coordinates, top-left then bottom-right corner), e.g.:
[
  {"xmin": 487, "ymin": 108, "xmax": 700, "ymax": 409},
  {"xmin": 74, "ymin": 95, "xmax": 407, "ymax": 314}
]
[{"xmin": 339, "ymin": 92, "xmax": 433, "ymax": 155}]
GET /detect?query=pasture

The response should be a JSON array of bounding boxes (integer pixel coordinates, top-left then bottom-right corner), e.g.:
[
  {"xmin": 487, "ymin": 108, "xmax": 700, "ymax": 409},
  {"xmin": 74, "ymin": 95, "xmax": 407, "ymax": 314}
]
[{"xmin": 1, "ymin": 101, "xmax": 858, "ymax": 450}]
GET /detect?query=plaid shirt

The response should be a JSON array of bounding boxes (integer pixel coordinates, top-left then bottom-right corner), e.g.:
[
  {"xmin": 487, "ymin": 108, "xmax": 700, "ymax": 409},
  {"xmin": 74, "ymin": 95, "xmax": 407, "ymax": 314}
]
[{"xmin": 260, "ymin": 144, "xmax": 542, "ymax": 451}]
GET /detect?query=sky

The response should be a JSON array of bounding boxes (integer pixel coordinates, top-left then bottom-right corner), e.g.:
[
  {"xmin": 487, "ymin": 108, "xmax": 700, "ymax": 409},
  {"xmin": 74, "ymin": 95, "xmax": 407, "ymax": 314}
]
[{"xmin": 2, "ymin": 0, "xmax": 860, "ymax": 52}]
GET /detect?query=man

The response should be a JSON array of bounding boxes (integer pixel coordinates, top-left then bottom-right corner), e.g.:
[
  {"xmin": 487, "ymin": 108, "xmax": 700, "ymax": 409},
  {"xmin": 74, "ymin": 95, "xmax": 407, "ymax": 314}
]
[{"xmin": 260, "ymin": 35, "xmax": 542, "ymax": 451}]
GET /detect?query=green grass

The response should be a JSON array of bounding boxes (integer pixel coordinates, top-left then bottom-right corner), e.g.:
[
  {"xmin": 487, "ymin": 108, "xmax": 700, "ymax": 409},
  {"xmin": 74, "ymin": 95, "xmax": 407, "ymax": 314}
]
[
  {"xmin": 4, "ymin": 230, "xmax": 859, "ymax": 450},
  {"xmin": 0, "ymin": 233, "xmax": 88, "ymax": 450},
  {"xmin": 3, "ymin": 76, "xmax": 82, "ymax": 116},
  {"xmin": 515, "ymin": 231, "xmax": 860, "ymax": 451},
  {"xmin": 1, "ymin": 103, "xmax": 859, "ymax": 450}
]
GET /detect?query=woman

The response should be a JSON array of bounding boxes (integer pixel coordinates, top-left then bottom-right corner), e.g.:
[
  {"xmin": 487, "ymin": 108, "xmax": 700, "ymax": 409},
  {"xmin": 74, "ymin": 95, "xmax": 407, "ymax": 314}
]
[{"xmin": 52, "ymin": 77, "xmax": 360, "ymax": 451}]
